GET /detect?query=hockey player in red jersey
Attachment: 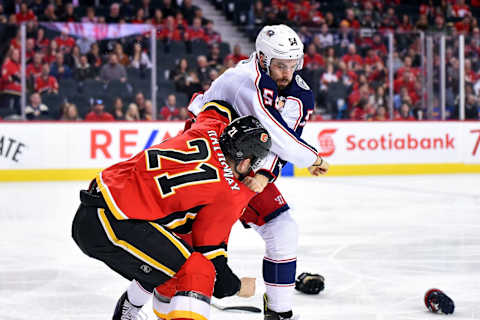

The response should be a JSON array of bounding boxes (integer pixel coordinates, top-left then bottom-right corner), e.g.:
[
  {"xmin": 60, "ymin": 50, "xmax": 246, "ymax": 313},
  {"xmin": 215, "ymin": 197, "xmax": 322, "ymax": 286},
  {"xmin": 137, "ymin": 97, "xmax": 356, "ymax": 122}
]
[
  {"xmin": 71, "ymin": 100, "xmax": 272, "ymax": 320},
  {"xmin": 185, "ymin": 25, "xmax": 330, "ymax": 320}
]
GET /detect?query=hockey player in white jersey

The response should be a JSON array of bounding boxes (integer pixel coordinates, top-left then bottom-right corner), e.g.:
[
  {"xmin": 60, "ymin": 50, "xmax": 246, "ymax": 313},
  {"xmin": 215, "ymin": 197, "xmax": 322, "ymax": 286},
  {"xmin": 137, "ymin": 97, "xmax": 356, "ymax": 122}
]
[{"xmin": 153, "ymin": 25, "xmax": 329, "ymax": 320}]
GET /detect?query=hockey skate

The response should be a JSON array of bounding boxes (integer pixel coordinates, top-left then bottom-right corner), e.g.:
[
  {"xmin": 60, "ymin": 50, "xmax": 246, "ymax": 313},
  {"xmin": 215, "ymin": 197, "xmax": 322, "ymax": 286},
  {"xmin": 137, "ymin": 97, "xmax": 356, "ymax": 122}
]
[
  {"xmin": 263, "ymin": 293, "xmax": 299, "ymax": 320},
  {"xmin": 112, "ymin": 291, "xmax": 142, "ymax": 320}
]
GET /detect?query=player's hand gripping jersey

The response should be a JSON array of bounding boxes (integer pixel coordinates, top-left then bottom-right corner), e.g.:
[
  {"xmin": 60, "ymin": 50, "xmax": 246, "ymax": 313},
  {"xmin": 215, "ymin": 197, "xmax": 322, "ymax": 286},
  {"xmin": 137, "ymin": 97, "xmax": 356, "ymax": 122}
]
[
  {"xmin": 189, "ymin": 53, "xmax": 318, "ymax": 179},
  {"xmin": 96, "ymin": 101, "xmax": 257, "ymax": 295}
]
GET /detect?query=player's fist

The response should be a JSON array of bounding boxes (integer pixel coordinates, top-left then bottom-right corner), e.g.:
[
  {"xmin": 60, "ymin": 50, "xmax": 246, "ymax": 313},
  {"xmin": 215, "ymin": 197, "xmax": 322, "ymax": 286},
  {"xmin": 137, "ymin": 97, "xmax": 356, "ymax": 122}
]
[
  {"xmin": 242, "ymin": 174, "xmax": 268, "ymax": 193},
  {"xmin": 237, "ymin": 277, "xmax": 256, "ymax": 298},
  {"xmin": 307, "ymin": 156, "xmax": 329, "ymax": 176}
]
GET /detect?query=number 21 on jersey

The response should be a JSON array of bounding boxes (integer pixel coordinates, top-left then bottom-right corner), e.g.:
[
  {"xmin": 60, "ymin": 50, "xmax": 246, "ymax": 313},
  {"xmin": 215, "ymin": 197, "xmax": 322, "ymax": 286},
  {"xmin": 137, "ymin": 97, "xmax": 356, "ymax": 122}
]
[{"xmin": 145, "ymin": 139, "xmax": 220, "ymax": 198}]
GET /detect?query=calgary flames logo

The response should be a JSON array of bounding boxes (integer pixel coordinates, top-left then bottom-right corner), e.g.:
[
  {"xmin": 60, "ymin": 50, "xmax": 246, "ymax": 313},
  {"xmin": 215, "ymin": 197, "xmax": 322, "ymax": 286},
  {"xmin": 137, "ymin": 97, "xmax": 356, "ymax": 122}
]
[
  {"xmin": 317, "ymin": 129, "xmax": 338, "ymax": 157},
  {"xmin": 260, "ymin": 133, "xmax": 269, "ymax": 143}
]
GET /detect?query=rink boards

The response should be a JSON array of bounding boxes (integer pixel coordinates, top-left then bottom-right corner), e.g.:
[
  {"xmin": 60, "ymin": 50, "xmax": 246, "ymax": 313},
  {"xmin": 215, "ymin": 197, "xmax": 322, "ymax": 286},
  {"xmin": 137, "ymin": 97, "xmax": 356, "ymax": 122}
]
[{"xmin": 1, "ymin": 121, "xmax": 479, "ymax": 181}]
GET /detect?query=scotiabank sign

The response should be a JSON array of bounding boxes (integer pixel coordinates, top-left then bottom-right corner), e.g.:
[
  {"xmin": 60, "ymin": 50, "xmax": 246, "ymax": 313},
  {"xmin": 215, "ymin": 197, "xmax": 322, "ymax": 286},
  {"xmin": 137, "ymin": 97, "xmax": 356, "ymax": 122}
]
[
  {"xmin": 304, "ymin": 122, "xmax": 480, "ymax": 165},
  {"xmin": 345, "ymin": 133, "xmax": 455, "ymax": 151}
]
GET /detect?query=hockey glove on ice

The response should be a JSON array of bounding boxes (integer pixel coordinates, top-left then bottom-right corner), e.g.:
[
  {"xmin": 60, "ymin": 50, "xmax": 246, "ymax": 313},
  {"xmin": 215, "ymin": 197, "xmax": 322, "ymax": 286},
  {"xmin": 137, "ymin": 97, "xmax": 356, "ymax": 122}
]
[{"xmin": 295, "ymin": 272, "xmax": 324, "ymax": 295}]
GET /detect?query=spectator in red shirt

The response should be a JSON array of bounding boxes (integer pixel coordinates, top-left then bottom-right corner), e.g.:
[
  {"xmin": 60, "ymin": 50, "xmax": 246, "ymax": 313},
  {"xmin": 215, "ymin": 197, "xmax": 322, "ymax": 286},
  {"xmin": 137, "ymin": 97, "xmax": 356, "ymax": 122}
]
[
  {"xmin": 397, "ymin": 14, "xmax": 413, "ymax": 32},
  {"xmin": 25, "ymin": 38, "xmax": 36, "ymax": 63},
  {"xmin": 272, "ymin": 0, "xmax": 289, "ymax": 13},
  {"xmin": 27, "ymin": 52, "xmax": 44, "ymax": 80},
  {"xmin": 452, "ymin": 0, "xmax": 471, "ymax": 18},
  {"xmin": 336, "ymin": 61, "xmax": 356, "ymax": 87},
  {"xmin": 350, "ymin": 98, "xmax": 368, "ymax": 120},
  {"xmin": 394, "ymin": 71, "xmax": 416, "ymax": 94},
  {"xmin": 54, "ymin": 32, "xmax": 75, "ymax": 53},
  {"xmin": 44, "ymin": 40, "xmax": 59, "ymax": 64},
  {"xmin": 303, "ymin": 43, "xmax": 324, "ymax": 70},
  {"xmin": 151, "ymin": 8, "xmax": 164, "ymax": 26},
  {"xmin": 35, "ymin": 28, "xmax": 50, "ymax": 54},
  {"xmin": 204, "ymin": 20, "xmax": 221, "ymax": 45},
  {"xmin": 9, "ymin": 30, "xmax": 21, "ymax": 51},
  {"xmin": 396, "ymin": 56, "xmax": 419, "ymax": 79},
  {"xmin": 85, "ymin": 99, "xmax": 115, "ymax": 121},
  {"xmin": 371, "ymin": 33, "xmax": 387, "ymax": 57},
  {"xmin": 348, "ymin": 83, "xmax": 370, "ymax": 109},
  {"xmin": 159, "ymin": 16, "xmax": 182, "ymax": 42},
  {"xmin": 185, "ymin": 17, "xmax": 205, "ymax": 42},
  {"xmin": 131, "ymin": 8, "xmax": 145, "ymax": 24},
  {"xmin": 364, "ymin": 48, "xmax": 381, "ymax": 66},
  {"xmin": 0, "ymin": 48, "xmax": 21, "ymax": 113},
  {"xmin": 287, "ymin": 2, "xmax": 309, "ymax": 25},
  {"xmin": 342, "ymin": 44, "xmax": 363, "ymax": 68},
  {"xmin": 16, "ymin": 2, "xmax": 36, "ymax": 24},
  {"xmin": 174, "ymin": 12, "xmax": 188, "ymax": 32},
  {"xmin": 224, "ymin": 44, "xmax": 248, "ymax": 65},
  {"xmin": 345, "ymin": 8, "xmax": 361, "ymax": 29},
  {"xmin": 455, "ymin": 14, "xmax": 472, "ymax": 34},
  {"xmin": 304, "ymin": 7, "xmax": 324, "ymax": 28},
  {"xmin": 159, "ymin": 94, "xmax": 180, "ymax": 120},
  {"xmin": 35, "ymin": 63, "xmax": 59, "ymax": 94}
]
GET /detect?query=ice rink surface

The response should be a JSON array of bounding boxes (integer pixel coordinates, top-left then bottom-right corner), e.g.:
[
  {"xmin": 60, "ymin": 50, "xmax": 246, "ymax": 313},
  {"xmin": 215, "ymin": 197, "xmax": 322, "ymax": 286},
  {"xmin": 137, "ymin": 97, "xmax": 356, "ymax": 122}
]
[{"xmin": 1, "ymin": 174, "xmax": 479, "ymax": 320}]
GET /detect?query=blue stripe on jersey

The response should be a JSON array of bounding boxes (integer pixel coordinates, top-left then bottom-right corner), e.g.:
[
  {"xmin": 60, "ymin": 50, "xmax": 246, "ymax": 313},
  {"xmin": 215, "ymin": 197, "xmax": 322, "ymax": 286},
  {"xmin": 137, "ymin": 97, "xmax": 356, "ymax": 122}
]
[
  {"xmin": 263, "ymin": 258, "xmax": 297, "ymax": 285},
  {"xmin": 264, "ymin": 204, "xmax": 290, "ymax": 223},
  {"xmin": 280, "ymin": 72, "xmax": 315, "ymax": 138},
  {"xmin": 257, "ymin": 71, "xmax": 317, "ymax": 153}
]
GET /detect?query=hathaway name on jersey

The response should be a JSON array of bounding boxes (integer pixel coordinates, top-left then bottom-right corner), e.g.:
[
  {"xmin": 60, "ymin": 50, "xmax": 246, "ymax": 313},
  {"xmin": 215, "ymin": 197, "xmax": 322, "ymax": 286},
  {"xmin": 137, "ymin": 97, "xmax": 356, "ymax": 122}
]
[{"xmin": 207, "ymin": 129, "xmax": 240, "ymax": 191}]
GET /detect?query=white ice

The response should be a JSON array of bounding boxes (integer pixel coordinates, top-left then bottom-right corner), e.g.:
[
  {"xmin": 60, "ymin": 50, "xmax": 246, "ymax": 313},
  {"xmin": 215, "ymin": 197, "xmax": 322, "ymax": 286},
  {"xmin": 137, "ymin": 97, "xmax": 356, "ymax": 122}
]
[{"xmin": 0, "ymin": 174, "xmax": 479, "ymax": 320}]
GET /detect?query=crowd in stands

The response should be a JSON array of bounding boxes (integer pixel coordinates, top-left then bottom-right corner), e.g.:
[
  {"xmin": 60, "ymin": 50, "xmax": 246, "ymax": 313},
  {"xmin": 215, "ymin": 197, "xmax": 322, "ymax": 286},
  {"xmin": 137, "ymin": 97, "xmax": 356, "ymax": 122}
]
[
  {"xmin": 0, "ymin": 0, "xmax": 232, "ymax": 121},
  {"xmin": 236, "ymin": 0, "xmax": 480, "ymax": 120},
  {"xmin": 1, "ymin": 0, "xmax": 480, "ymax": 121}
]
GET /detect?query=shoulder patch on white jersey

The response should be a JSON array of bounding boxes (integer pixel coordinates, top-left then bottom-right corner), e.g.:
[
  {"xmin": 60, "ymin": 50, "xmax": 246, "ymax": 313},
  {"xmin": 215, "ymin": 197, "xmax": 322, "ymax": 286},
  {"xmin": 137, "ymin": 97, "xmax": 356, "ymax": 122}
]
[{"xmin": 295, "ymin": 75, "xmax": 310, "ymax": 90}]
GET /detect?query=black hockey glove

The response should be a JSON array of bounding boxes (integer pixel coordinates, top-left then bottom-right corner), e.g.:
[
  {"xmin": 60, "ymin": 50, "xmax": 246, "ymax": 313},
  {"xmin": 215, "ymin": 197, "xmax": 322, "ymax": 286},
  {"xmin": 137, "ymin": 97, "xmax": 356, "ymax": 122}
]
[{"xmin": 295, "ymin": 272, "xmax": 324, "ymax": 295}]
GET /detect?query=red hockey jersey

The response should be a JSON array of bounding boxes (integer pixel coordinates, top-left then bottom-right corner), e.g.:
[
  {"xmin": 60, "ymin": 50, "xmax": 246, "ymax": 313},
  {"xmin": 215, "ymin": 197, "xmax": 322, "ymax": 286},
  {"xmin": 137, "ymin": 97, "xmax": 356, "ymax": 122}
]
[{"xmin": 96, "ymin": 101, "xmax": 254, "ymax": 249}]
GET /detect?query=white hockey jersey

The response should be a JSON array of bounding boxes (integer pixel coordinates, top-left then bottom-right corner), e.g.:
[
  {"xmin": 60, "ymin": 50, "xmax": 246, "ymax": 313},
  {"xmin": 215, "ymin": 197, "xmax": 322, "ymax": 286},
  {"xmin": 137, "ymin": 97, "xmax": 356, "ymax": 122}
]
[{"xmin": 188, "ymin": 53, "xmax": 318, "ymax": 179}]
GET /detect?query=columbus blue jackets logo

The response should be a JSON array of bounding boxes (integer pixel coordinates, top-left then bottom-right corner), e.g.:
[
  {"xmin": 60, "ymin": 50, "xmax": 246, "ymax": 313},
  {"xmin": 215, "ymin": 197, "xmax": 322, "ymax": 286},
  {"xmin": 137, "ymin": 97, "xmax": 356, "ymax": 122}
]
[
  {"xmin": 267, "ymin": 30, "xmax": 275, "ymax": 37},
  {"xmin": 295, "ymin": 75, "xmax": 310, "ymax": 90}
]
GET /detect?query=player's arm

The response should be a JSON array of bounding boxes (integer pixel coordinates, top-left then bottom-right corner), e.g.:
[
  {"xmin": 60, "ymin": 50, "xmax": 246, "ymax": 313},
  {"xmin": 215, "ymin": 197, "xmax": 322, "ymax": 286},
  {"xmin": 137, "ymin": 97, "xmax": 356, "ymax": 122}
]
[
  {"xmin": 191, "ymin": 202, "xmax": 252, "ymax": 299},
  {"xmin": 242, "ymin": 80, "xmax": 319, "ymax": 169},
  {"xmin": 194, "ymin": 99, "xmax": 239, "ymax": 125}
]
